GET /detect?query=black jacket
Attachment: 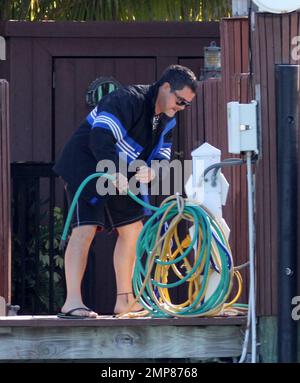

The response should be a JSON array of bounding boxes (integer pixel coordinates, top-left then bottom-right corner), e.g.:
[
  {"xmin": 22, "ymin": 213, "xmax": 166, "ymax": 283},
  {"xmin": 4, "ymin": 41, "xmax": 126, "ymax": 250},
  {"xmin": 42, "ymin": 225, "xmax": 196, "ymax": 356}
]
[{"xmin": 53, "ymin": 82, "xmax": 176, "ymax": 204}]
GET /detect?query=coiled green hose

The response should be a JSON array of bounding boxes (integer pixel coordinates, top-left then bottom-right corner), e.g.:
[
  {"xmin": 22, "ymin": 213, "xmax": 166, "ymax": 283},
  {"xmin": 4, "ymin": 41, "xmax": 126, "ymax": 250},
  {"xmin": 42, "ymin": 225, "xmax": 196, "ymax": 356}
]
[{"xmin": 61, "ymin": 172, "xmax": 245, "ymax": 318}]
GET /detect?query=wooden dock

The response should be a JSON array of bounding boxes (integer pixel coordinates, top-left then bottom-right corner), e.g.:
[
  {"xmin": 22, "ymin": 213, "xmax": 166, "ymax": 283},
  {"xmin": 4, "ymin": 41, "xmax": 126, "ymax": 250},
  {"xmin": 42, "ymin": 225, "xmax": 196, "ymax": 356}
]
[{"xmin": 0, "ymin": 315, "xmax": 246, "ymax": 361}]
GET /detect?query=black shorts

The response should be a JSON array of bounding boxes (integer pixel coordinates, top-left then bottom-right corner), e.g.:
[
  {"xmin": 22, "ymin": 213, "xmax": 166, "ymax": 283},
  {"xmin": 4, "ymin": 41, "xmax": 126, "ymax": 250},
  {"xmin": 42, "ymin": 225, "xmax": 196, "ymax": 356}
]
[{"xmin": 65, "ymin": 184, "xmax": 146, "ymax": 233}]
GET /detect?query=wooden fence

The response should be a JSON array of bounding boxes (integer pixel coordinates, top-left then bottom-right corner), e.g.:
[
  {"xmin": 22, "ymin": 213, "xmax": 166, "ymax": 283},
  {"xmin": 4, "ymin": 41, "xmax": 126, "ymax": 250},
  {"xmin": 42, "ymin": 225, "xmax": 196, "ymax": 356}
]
[
  {"xmin": 2, "ymin": 15, "xmax": 299, "ymax": 316},
  {"xmin": 0, "ymin": 21, "xmax": 220, "ymax": 314},
  {"xmin": 214, "ymin": 13, "xmax": 300, "ymax": 316},
  {"xmin": 253, "ymin": 12, "xmax": 300, "ymax": 315},
  {"xmin": 0, "ymin": 79, "xmax": 11, "ymax": 303},
  {"xmin": 0, "ymin": 19, "xmax": 253, "ymax": 312},
  {"xmin": 179, "ymin": 18, "xmax": 251, "ymax": 305}
]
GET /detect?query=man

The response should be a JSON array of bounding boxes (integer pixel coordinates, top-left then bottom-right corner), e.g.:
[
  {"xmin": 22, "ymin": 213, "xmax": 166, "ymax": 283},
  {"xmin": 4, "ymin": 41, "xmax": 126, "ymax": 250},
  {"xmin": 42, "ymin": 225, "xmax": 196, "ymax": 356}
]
[{"xmin": 54, "ymin": 64, "xmax": 198, "ymax": 318}]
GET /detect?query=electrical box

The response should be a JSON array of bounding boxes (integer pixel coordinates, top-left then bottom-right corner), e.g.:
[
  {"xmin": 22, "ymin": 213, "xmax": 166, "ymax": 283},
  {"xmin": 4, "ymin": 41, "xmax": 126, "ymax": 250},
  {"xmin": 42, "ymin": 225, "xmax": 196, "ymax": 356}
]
[{"xmin": 227, "ymin": 100, "xmax": 258, "ymax": 154}]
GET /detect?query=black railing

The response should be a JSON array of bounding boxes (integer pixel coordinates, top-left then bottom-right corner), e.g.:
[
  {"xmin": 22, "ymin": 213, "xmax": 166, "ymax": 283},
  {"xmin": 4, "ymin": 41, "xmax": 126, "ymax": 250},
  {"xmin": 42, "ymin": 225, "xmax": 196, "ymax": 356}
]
[
  {"xmin": 11, "ymin": 162, "xmax": 67, "ymax": 314},
  {"xmin": 10, "ymin": 162, "xmax": 189, "ymax": 315}
]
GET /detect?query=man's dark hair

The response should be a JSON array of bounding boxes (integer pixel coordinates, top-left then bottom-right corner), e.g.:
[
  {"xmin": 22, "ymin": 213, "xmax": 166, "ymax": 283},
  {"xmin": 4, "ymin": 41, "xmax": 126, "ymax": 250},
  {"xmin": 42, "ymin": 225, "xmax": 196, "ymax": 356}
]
[{"xmin": 157, "ymin": 64, "xmax": 198, "ymax": 93}]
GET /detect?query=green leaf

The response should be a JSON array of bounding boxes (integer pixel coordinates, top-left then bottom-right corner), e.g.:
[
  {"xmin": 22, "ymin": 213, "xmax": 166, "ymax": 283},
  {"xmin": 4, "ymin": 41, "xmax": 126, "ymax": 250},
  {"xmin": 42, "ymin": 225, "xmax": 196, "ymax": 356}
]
[{"xmin": 0, "ymin": 0, "xmax": 231, "ymax": 21}]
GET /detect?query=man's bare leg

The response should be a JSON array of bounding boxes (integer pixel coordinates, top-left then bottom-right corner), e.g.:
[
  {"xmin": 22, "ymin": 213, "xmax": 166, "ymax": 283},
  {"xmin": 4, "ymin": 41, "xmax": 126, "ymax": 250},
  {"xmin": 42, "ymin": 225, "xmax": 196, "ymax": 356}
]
[
  {"xmin": 61, "ymin": 225, "xmax": 98, "ymax": 317},
  {"xmin": 113, "ymin": 220, "xmax": 144, "ymax": 314}
]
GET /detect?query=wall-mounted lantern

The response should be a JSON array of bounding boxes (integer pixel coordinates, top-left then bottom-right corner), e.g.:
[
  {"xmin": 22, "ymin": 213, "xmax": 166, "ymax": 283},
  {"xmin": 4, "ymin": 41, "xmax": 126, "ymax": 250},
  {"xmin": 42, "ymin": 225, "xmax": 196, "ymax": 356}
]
[{"xmin": 202, "ymin": 41, "xmax": 221, "ymax": 80}]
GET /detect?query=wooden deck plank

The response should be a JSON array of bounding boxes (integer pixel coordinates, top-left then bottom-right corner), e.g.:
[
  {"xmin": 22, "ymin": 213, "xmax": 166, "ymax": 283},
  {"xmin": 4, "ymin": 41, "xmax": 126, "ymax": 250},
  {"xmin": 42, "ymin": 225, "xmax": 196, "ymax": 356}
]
[
  {"xmin": 0, "ymin": 318, "xmax": 246, "ymax": 359},
  {"xmin": 0, "ymin": 315, "xmax": 247, "ymax": 327}
]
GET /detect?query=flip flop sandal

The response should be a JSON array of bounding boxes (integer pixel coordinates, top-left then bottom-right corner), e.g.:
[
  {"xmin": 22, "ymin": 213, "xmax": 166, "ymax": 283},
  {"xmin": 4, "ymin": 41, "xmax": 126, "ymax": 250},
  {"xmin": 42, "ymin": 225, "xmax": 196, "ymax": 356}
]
[{"xmin": 57, "ymin": 307, "xmax": 96, "ymax": 319}]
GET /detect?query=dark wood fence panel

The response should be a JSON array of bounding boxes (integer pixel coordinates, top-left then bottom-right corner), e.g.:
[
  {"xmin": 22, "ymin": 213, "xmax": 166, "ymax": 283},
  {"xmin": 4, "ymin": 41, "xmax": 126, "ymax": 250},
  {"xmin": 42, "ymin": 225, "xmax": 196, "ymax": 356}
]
[
  {"xmin": 0, "ymin": 21, "xmax": 221, "ymax": 314},
  {"xmin": 0, "ymin": 21, "xmax": 219, "ymax": 165},
  {"xmin": 253, "ymin": 12, "xmax": 300, "ymax": 315},
  {"xmin": 6, "ymin": 38, "xmax": 53, "ymax": 162},
  {"xmin": 220, "ymin": 16, "xmax": 287, "ymax": 315},
  {"xmin": 218, "ymin": 18, "xmax": 251, "ymax": 305},
  {"xmin": 32, "ymin": 40, "xmax": 53, "ymax": 162},
  {"xmin": 9, "ymin": 38, "xmax": 34, "ymax": 161},
  {"xmin": 221, "ymin": 18, "xmax": 250, "ymax": 102},
  {"xmin": 0, "ymin": 79, "xmax": 11, "ymax": 302},
  {"xmin": 0, "ymin": 21, "xmax": 220, "ymax": 38},
  {"xmin": 254, "ymin": 14, "xmax": 273, "ymax": 315}
]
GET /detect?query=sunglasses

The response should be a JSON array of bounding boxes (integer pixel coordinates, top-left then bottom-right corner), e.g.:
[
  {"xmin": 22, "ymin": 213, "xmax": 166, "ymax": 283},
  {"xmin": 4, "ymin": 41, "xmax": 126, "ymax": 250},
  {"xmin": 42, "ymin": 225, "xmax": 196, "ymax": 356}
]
[{"xmin": 174, "ymin": 91, "xmax": 192, "ymax": 107}]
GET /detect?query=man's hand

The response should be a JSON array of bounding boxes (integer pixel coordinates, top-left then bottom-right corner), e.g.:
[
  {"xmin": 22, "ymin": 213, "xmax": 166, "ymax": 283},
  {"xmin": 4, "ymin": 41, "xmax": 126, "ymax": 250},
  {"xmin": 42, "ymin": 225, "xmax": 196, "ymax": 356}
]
[
  {"xmin": 135, "ymin": 166, "xmax": 155, "ymax": 184},
  {"xmin": 111, "ymin": 173, "xmax": 129, "ymax": 193}
]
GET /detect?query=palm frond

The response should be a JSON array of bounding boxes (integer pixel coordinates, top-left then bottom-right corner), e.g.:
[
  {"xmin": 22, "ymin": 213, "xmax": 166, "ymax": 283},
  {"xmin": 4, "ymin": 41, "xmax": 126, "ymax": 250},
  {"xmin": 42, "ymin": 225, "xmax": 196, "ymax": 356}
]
[{"xmin": 0, "ymin": 0, "xmax": 232, "ymax": 21}]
